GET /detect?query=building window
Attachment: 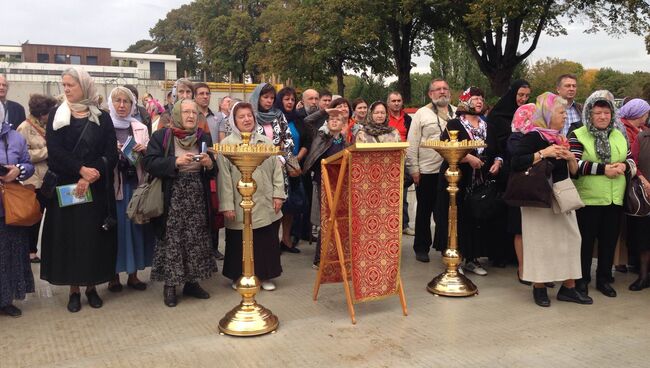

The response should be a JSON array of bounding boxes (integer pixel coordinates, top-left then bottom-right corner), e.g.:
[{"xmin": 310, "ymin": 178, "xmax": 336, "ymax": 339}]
[
  {"xmin": 86, "ymin": 56, "xmax": 98, "ymax": 65},
  {"xmin": 55, "ymin": 54, "xmax": 66, "ymax": 64},
  {"xmin": 70, "ymin": 55, "xmax": 81, "ymax": 65},
  {"xmin": 37, "ymin": 53, "xmax": 49, "ymax": 63},
  {"xmin": 149, "ymin": 61, "xmax": 165, "ymax": 80}
]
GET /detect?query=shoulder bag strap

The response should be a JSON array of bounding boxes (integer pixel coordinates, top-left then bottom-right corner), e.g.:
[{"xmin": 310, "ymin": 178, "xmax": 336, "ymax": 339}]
[{"xmin": 71, "ymin": 120, "xmax": 91, "ymax": 155}]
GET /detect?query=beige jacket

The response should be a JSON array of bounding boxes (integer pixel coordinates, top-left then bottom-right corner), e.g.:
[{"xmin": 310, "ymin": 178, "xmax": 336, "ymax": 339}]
[
  {"xmin": 16, "ymin": 119, "xmax": 48, "ymax": 188},
  {"xmin": 355, "ymin": 129, "xmax": 402, "ymax": 143},
  {"xmin": 406, "ymin": 103, "xmax": 457, "ymax": 175},
  {"xmin": 217, "ymin": 132, "xmax": 286, "ymax": 230}
]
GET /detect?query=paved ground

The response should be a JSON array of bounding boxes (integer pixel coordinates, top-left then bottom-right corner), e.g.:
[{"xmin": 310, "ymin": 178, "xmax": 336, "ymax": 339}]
[{"xmin": 3, "ymin": 189, "xmax": 650, "ymax": 368}]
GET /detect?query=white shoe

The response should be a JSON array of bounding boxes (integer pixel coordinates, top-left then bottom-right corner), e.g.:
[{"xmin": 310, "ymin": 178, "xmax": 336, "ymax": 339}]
[
  {"xmin": 261, "ymin": 281, "xmax": 276, "ymax": 291},
  {"xmin": 402, "ymin": 227, "xmax": 415, "ymax": 236},
  {"xmin": 457, "ymin": 265, "xmax": 465, "ymax": 275},
  {"xmin": 231, "ymin": 282, "xmax": 237, "ymax": 290},
  {"xmin": 464, "ymin": 260, "xmax": 487, "ymax": 276}
]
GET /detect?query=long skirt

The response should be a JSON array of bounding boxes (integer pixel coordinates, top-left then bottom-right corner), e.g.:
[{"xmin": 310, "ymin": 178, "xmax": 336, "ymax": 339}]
[
  {"xmin": 223, "ymin": 220, "xmax": 282, "ymax": 281},
  {"xmin": 151, "ymin": 173, "xmax": 217, "ymax": 286},
  {"xmin": 521, "ymin": 207, "xmax": 582, "ymax": 283},
  {"xmin": 40, "ymin": 180, "xmax": 117, "ymax": 286},
  {"xmin": 115, "ymin": 178, "xmax": 154, "ymax": 274},
  {"xmin": 0, "ymin": 221, "xmax": 34, "ymax": 307}
]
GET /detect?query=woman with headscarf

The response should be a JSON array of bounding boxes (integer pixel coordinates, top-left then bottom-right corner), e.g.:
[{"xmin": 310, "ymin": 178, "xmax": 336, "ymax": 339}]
[
  {"xmin": 143, "ymin": 99, "xmax": 217, "ymax": 307},
  {"xmin": 568, "ymin": 91, "xmax": 635, "ymax": 298},
  {"xmin": 354, "ymin": 101, "xmax": 401, "ymax": 143},
  {"xmin": 106, "ymin": 87, "xmax": 154, "ymax": 292},
  {"xmin": 510, "ymin": 92, "xmax": 590, "ymax": 307},
  {"xmin": 218, "ymin": 102, "xmax": 285, "ymax": 291},
  {"xmin": 147, "ymin": 98, "xmax": 165, "ymax": 132},
  {"xmin": 487, "ymin": 80, "xmax": 532, "ymax": 269},
  {"xmin": 156, "ymin": 79, "xmax": 208, "ymax": 133},
  {"xmin": 274, "ymin": 87, "xmax": 308, "ymax": 253},
  {"xmin": 16, "ymin": 94, "xmax": 57, "ymax": 263},
  {"xmin": 433, "ymin": 87, "xmax": 501, "ymax": 276},
  {"xmin": 0, "ymin": 117, "xmax": 35, "ymax": 317},
  {"xmin": 616, "ymin": 98, "xmax": 650, "ymax": 291},
  {"xmin": 41, "ymin": 67, "xmax": 118, "ymax": 313}
]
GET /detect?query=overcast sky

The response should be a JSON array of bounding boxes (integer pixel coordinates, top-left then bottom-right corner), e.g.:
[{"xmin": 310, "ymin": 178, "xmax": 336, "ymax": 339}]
[{"xmin": 1, "ymin": 0, "xmax": 648, "ymax": 74}]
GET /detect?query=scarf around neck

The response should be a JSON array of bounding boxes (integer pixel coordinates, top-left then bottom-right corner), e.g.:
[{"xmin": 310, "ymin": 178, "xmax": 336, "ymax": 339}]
[
  {"xmin": 171, "ymin": 99, "xmax": 199, "ymax": 149},
  {"xmin": 250, "ymin": 83, "xmax": 283, "ymax": 126}
]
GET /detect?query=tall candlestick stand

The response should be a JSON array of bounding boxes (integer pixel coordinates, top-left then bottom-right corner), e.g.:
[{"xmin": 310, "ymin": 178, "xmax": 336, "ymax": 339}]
[
  {"xmin": 210, "ymin": 132, "xmax": 282, "ymax": 336},
  {"xmin": 421, "ymin": 130, "xmax": 486, "ymax": 297}
]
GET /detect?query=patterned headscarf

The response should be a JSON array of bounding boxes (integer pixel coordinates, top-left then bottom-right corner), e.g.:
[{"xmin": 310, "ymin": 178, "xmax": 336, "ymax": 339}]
[
  {"xmin": 52, "ymin": 67, "xmax": 102, "ymax": 130},
  {"xmin": 108, "ymin": 87, "xmax": 138, "ymax": 130},
  {"xmin": 249, "ymin": 83, "xmax": 284, "ymax": 126},
  {"xmin": 171, "ymin": 99, "xmax": 199, "ymax": 149},
  {"xmin": 583, "ymin": 91, "xmax": 618, "ymax": 163},
  {"xmin": 455, "ymin": 86, "xmax": 484, "ymax": 116},
  {"xmin": 361, "ymin": 101, "xmax": 396, "ymax": 137},
  {"xmin": 511, "ymin": 103, "xmax": 537, "ymax": 134},
  {"xmin": 531, "ymin": 92, "xmax": 569, "ymax": 147}
]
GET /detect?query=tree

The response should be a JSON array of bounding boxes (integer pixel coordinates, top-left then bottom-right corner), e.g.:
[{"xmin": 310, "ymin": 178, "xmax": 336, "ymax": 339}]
[
  {"xmin": 426, "ymin": 0, "xmax": 650, "ymax": 96},
  {"xmin": 149, "ymin": 3, "xmax": 204, "ymax": 78},
  {"xmin": 125, "ymin": 40, "xmax": 157, "ymax": 53},
  {"xmin": 524, "ymin": 57, "xmax": 584, "ymax": 99}
]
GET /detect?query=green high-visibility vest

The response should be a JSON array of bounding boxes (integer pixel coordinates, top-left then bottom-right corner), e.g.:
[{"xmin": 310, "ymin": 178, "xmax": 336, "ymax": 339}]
[{"xmin": 573, "ymin": 126, "xmax": 627, "ymax": 206}]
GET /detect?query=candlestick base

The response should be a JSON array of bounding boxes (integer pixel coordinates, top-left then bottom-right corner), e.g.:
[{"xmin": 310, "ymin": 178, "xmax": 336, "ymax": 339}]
[{"xmin": 218, "ymin": 276, "xmax": 279, "ymax": 336}]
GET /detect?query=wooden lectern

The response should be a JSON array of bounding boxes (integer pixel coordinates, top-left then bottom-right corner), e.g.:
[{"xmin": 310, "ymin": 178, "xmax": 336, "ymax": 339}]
[{"xmin": 313, "ymin": 142, "xmax": 409, "ymax": 324}]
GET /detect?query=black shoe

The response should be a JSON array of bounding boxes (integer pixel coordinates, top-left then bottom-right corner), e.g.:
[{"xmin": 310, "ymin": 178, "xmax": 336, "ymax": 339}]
[
  {"xmin": 164, "ymin": 286, "xmax": 177, "ymax": 307},
  {"xmin": 30, "ymin": 255, "xmax": 41, "ymax": 263},
  {"xmin": 1, "ymin": 304, "xmax": 22, "ymax": 317},
  {"xmin": 615, "ymin": 264, "xmax": 628, "ymax": 273},
  {"xmin": 629, "ymin": 278, "xmax": 650, "ymax": 291},
  {"xmin": 533, "ymin": 287, "xmax": 551, "ymax": 307},
  {"xmin": 557, "ymin": 286, "xmax": 593, "ymax": 304},
  {"xmin": 575, "ymin": 281, "xmax": 589, "ymax": 296},
  {"xmin": 85, "ymin": 289, "xmax": 103, "ymax": 308},
  {"xmin": 544, "ymin": 282, "xmax": 555, "ymax": 288},
  {"xmin": 415, "ymin": 252, "xmax": 430, "ymax": 263},
  {"xmin": 213, "ymin": 248, "xmax": 225, "ymax": 260},
  {"xmin": 596, "ymin": 282, "xmax": 617, "ymax": 297},
  {"xmin": 67, "ymin": 293, "xmax": 81, "ymax": 313},
  {"xmin": 183, "ymin": 282, "xmax": 210, "ymax": 299},
  {"xmin": 127, "ymin": 280, "xmax": 147, "ymax": 291},
  {"xmin": 108, "ymin": 279, "xmax": 123, "ymax": 293},
  {"xmin": 281, "ymin": 242, "xmax": 301, "ymax": 253},
  {"xmin": 291, "ymin": 236, "xmax": 300, "ymax": 247}
]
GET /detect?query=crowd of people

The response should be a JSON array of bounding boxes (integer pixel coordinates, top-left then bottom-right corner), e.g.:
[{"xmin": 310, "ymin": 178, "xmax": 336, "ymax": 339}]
[{"xmin": 1, "ymin": 67, "xmax": 649, "ymax": 318}]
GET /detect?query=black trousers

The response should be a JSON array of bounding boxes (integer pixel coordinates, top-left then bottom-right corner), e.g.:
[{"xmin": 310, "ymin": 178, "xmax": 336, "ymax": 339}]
[
  {"xmin": 413, "ymin": 173, "xmax": 439, "ymax": 254},
  {"xmin": 576, "ymin": 204, "xmax": 622, "ymax": 284}
]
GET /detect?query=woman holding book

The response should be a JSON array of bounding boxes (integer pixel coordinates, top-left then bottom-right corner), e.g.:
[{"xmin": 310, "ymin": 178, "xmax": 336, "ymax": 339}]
[
  {"xmin": 40, "ymin": 67, "xmax": 118, "ymax": 313},
  {"xmin": 106, "ymin": 86, "xmax": 154, "ymax": 293}
]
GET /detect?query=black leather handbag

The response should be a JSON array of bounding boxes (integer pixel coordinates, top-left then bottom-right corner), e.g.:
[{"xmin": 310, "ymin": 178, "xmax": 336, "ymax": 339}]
[
  {"xmin": 502, "ymin": 160, "xmax": 554, "ymax": 208},
  {"xmin": 624, "ymin": 176, "xmax": 650, "ymax": 217},
  {"xmin": 465, "ymin": 179, "xmax": 506, "ymax": 220}
]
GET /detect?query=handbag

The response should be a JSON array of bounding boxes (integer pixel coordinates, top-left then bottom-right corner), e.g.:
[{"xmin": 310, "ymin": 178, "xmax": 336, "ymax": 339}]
[
  {"xmin": 624, "ymin": 176, "xmax": 650, "ymax": 216},
  {"xmin": 126, "ymin": 129, "xmax": 171, "ymax": 224},
  {"xmin": 551, "ymin": 177, "xmax": 585, "ymax": 213},
  {"xmin": 503, "ymin": 159, "xmax": 553, "ymax": 208},
  {"xmin": 465, "ymin": 179, "xmax": 505, "ymax": 220},
  {"xmin": 41, "ymin": 120, "xmax": 92, "ymax": 199},
  {"xmin": 1, "ymin": 181, "xmax": 42, "ymax": 226}
]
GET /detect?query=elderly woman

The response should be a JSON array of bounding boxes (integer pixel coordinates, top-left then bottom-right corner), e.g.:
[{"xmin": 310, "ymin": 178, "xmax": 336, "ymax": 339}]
[
  {"xmin": 354, "ymin": 101, "xmax": 401, "ymax": 143},
  {"xmin": 619, "ymin": 99, "xmax": 649, "ymax": 147},
  {"xmin": 0, "ymin": 118, "xmax": 35, "ymax": 317},
  {"xmin": 41, "ymin": 67, "xmax": 118, "ymax": 313},
  {"xmin": 511, "ymin": 93, "xmax": 591, "ymax": 307},
  {"xmin": 218, "ymin": 102, "xmax": 285, "ymax": 291},
  {"xmin": 16, "ymin": 94, "xmax": 57, "ymax": 263},
  {"xmin": 303, "ymin": 114, "xmax": 348, "ymax": 268},
  {"xmin": 433, "ymin": 87, "xmax": 501, "ymax": 276},
  {"xmin": 569, "ymin": 91, "xmax": 635, "ymax": 298},
  {"xmin": 156, "ymin": 79, "xmax": 206, "ymax": 133},
  {"xmin": 147, "ymin": 98, "xmax": 165, "ymax": 132},
  {"xmin": 106, "ymin": 87, "xmax": 154, "ymax": 292},
  {"xmin": 143, "ymin": 99, "xmax": 217, "ymax": 307}
]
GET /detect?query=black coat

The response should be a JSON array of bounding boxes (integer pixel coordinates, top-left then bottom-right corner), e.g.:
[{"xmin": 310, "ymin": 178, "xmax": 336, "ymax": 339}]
[
  {"xmin": 4, "ymin": 100, "xmax": 26, "ymax": 130},
  {"xmin": 142, "ymin": 128, "xmax": 216, "ymax": 239}
]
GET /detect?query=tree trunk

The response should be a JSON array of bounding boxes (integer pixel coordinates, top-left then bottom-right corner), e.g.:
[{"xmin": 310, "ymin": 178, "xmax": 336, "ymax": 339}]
[
  {"xmin": 485, "ymin": 66, "xmax": 516, "ymax": 97},
  {"xmin": 336, "ymin": 57, "xmax": 345, "ymax": 96},
  {"xmin": 397, "ymin": 62, "xmax": 412, "ymax": 104}
]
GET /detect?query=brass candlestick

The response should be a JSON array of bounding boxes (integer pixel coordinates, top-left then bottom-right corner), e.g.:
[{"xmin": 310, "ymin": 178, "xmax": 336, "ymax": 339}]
[
  {"xmin": 421, "ymin": 130, "xmax": 486, "ymax": 297},
  {"xmin": 210, "ymin": 132, "xmax": 282, "ymax": 336}
]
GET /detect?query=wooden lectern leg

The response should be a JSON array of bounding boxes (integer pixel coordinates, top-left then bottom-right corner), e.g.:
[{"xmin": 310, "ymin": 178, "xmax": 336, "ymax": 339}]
[
  {"xmin": 398, "ymin": 276, "xmax": 408, "ymax": 316},
  {"xmin": 333, "ymin": 221, "xmax": 356, "ymax": 324}
]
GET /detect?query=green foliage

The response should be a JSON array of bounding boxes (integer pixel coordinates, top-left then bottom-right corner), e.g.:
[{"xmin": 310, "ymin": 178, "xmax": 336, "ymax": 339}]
[
  {"xmin": 125, "ymin": 40, "xmax": 157, "ymax": 53},
  {"xmin": 347, "ymin": 75, "xmax": 390, "ymax": 104},
  {"xmin": 592, "ymin": 69, "xmax": 650, "ymax": 99},
  {"xmin": 525, "ymin": 57, "xmax": 585, "ymax": 100}
]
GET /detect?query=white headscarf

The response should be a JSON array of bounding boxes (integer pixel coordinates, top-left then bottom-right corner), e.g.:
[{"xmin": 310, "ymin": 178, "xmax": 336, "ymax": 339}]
[
  {"xmin": 52, "ymin": 67, "xmax": 102, "ymax": 130},
  {"xmin": 108, "ymin": 87, "xmax": 138, "ymax": 130}
]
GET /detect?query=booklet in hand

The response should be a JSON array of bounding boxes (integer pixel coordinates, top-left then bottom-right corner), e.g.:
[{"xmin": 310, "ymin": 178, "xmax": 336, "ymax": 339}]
[
  {"xmin": 56, "ymin": 184, "xmax": 93, "ymax": 207},
  {"xmin": 121, "ymin": 135, "xmax": 139, "ymax": 165}
]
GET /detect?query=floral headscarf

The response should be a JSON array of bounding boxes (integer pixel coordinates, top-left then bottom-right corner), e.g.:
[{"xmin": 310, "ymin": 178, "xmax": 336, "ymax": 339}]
[
  {"xmin": 171, "ymin": 99, "xmax": 199, "ymax": 149},
  {"xmin": 361, "ymin": 101, "xmax": 396, "ymax": 137},
  {"xmin": 455, "ymin": 87, "xmax": 484, "ymax": 116},
  {"xmin": 511, "ymin": 103, "xmax": 537, "ymax": 134},
  {"xmin": 531, "ymin": 92, "xmax": 569, "ymax": 147}
]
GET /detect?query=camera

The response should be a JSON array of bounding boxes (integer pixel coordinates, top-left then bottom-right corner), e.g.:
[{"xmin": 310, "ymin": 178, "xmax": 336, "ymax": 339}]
[{"xmin": 192, "ymin": 154, "xmax": 203, "ymax": 162}]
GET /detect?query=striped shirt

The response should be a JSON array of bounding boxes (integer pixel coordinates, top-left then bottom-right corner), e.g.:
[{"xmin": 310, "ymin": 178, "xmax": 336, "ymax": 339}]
[{"xmin": 568, "ymin": 133, "xmax": 634, "ymax": 176}]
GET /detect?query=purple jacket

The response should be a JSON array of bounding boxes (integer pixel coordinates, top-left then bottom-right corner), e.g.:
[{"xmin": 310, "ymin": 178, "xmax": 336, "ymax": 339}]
[{"xmin": 1, "ymin": 122, "xmax": 35, "ymax": 218}]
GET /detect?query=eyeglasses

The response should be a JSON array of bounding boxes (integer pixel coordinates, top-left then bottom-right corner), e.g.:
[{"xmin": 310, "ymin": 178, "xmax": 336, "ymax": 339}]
[
  {"xmin": 181, "ymin": 110, "xmax": 198, "ymax": 115},
  {"xmin": 113, "ymin": 99, "xmax": 132, "ymax": 106}
]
